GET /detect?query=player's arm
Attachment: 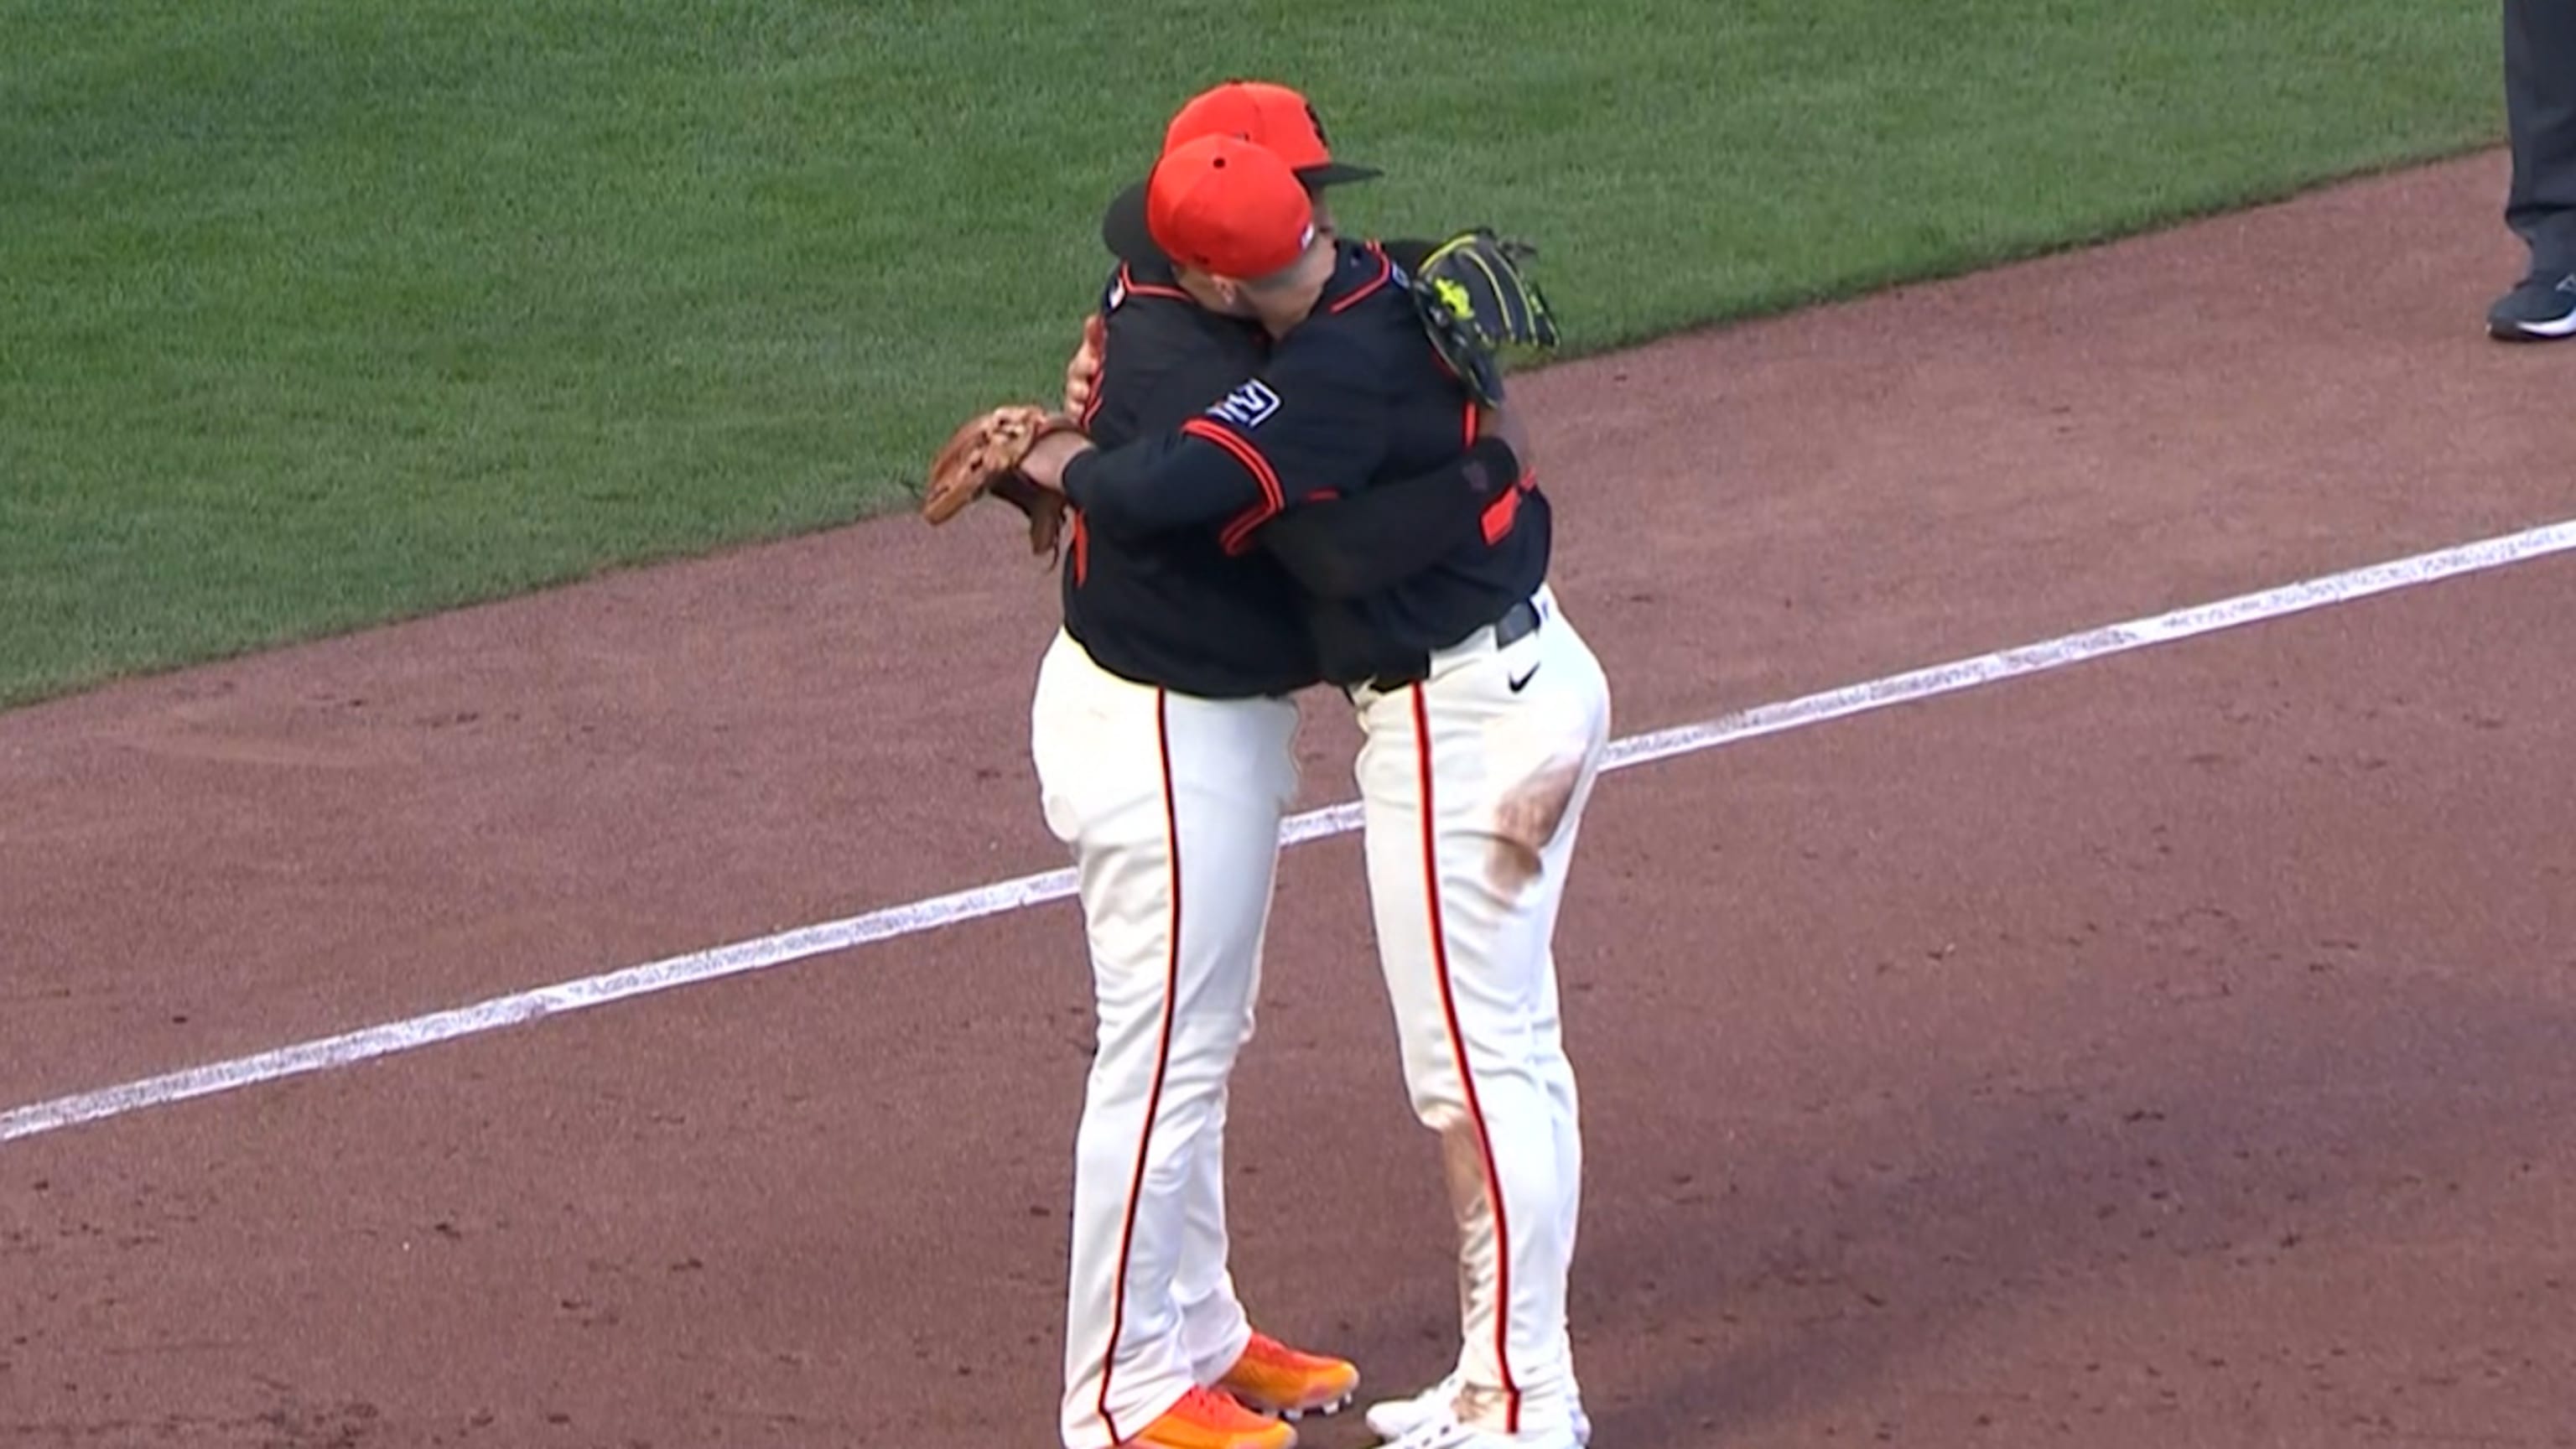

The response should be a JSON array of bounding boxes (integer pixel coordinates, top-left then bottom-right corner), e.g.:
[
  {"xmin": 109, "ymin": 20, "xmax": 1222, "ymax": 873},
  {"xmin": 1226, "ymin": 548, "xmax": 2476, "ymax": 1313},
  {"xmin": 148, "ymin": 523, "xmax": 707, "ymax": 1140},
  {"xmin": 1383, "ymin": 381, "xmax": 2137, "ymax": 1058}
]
[
  {"xmin": 1042, "ymin": 330, "xmax": 1388, "ymax": 545},
  {"xmin": 1252, "ymin": 428, "xmax": 1524, "ymax": 598},
  {"xmin": 1052, "ymin": 428, "xmax": 1268, "ymax": 540}
]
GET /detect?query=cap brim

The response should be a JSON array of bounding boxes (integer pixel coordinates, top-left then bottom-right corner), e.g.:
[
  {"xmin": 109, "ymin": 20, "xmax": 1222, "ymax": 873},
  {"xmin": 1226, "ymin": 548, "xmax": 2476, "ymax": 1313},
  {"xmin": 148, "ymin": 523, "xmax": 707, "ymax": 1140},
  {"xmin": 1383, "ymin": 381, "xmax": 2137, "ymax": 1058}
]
[
  {"xmin": 1099, "ymin": 179, "xmax": 1167, "ymax": 267},
  {"xmin": 1098, "ymin": 158, "xmax": 1381, "ymax": 267},
  {"xmin": 1296, "ymin": 160, "xmax": 1382, "ymax": 187}
]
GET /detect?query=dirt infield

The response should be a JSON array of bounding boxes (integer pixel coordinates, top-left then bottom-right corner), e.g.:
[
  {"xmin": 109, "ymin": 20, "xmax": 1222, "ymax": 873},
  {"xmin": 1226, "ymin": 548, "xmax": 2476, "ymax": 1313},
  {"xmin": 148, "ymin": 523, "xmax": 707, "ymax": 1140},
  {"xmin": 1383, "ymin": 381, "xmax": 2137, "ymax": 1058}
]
[{"xmin": 3, "ymin": 152, "xmax": 2571, "ymax": 1447}]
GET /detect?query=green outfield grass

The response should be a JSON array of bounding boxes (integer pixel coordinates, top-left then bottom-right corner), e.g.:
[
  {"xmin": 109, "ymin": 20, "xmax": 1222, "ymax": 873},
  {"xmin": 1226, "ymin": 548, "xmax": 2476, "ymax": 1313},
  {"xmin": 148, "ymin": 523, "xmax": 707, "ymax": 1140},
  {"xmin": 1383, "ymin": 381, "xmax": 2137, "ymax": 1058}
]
[{"xmin": 0, "ymin": 0, "xmax": 2503, "ymax": 706}]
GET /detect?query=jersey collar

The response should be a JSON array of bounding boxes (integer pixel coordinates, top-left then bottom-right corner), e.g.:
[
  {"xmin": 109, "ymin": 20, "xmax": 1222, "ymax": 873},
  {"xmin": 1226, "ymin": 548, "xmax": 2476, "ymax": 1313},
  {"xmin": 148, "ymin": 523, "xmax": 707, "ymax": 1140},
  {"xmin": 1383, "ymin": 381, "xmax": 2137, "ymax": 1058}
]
[{"xmin": 1313, "ymin": 239, "xmax": 1399, "ymax": 315}]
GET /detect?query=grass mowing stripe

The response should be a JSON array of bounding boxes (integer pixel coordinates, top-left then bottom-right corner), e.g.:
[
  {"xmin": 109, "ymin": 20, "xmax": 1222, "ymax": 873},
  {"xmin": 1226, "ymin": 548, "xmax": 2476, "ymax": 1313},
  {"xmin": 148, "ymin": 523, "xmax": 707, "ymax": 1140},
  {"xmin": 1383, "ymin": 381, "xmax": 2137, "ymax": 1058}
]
[{"xmin": 0, "ymin": 0, "xmax": 2503, "ymax": 707}]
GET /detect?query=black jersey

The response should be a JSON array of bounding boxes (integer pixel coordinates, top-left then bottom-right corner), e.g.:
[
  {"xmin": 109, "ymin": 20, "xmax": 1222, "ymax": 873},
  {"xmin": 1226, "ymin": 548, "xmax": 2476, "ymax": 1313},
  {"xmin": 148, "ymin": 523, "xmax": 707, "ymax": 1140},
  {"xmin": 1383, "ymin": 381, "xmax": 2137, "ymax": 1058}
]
[
  {"xmin": 1057, "ymin": 261, "xmax": 1322, "ymax": 699},
  {"xmin": 1061, "ymin": 242, "xmax": 1550, "ymax": 686}
]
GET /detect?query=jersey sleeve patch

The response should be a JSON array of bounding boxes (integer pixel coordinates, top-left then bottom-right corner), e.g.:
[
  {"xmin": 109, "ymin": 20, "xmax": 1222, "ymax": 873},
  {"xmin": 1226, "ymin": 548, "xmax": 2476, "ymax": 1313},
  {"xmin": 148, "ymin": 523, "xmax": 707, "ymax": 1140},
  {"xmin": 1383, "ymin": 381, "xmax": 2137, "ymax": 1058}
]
[{"xmin": 1206, "ymin": 379, "xmax": 1281, "ymax": 430}]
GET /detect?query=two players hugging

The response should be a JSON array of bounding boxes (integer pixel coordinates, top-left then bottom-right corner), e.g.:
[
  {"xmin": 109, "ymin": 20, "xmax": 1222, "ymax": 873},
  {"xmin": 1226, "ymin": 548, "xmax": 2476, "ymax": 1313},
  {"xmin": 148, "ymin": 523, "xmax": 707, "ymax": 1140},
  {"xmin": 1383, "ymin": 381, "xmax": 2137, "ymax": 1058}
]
[{"xmin": 919, "ymin": 229, "xmax": 1561, "ymax": 548}]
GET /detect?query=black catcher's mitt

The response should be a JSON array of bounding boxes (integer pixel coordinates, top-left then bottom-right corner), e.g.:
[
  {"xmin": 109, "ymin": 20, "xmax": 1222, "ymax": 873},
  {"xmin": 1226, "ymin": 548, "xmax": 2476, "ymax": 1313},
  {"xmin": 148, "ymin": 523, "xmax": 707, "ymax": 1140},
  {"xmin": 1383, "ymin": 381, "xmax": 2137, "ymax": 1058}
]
[{"xmin": 1404, "ymin": 229, "xmax": 1561, "ymax": 406}]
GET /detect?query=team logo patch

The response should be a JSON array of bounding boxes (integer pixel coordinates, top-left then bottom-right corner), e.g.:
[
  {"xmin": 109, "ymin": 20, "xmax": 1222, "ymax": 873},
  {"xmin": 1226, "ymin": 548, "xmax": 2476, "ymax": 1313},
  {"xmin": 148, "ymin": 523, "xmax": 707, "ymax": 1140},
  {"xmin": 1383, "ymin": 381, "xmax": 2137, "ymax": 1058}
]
[{"xmin": 1206, "ymin": 379, "xmax": 1281, "ymax": 429}]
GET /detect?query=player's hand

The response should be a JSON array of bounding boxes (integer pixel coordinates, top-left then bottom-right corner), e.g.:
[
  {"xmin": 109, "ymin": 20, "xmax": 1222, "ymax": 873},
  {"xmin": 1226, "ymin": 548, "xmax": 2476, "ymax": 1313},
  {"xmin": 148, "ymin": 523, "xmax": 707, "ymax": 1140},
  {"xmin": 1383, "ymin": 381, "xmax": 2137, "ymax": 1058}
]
[
  {"xmin": 1478, "ymin": 402, "xmax": 1534, "ymax": 480},
  {"xmin": 1062, "ymin": 314, "xmax": 1106, "ymax": 416},
  {"xmin": 1016, "ymin": 429, "xmax": 1096, "ymax": 492}
]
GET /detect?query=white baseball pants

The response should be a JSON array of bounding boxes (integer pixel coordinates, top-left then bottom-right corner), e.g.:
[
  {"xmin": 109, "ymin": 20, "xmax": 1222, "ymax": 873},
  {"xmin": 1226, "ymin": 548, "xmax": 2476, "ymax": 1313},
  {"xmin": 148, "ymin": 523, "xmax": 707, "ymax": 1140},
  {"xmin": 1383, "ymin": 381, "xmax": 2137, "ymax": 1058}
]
[
  {"xmin": 1348, "ymin": 584, "xmax": 1610, "ymax": 1441},
  {"xmin": 1031, "ymin": 629, "xmax": 1301, "ymax": 1449}
]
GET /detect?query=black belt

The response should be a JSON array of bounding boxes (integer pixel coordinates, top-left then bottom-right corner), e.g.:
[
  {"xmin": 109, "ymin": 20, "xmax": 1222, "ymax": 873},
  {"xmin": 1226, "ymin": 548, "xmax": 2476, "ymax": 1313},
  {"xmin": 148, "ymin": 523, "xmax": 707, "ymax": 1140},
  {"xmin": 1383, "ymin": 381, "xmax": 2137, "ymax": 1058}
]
[{"xmin": 1360, "ymin": 598, "xmax": 1541, "ymax": 693}]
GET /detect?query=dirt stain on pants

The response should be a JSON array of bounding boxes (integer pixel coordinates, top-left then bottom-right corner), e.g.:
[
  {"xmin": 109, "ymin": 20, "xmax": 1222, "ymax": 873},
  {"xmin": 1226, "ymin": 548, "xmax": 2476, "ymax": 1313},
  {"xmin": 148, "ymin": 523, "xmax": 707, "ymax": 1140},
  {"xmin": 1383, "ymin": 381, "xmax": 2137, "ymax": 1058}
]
[
  {"xmin": 1489, "ymin": 756, "xmax": 1585, "ymax": 892},
  {"xmin": 1439, "ymin": 1112, "xmax": 1496, "ymax": 1337}
]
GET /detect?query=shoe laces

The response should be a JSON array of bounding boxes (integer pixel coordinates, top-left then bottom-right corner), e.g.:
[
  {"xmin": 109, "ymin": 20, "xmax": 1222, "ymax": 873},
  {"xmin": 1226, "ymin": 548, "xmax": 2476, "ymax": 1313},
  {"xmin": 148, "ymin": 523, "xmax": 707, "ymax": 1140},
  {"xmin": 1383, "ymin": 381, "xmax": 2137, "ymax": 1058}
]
[
  {"xmin": 1173, "ymin": 1384, "xmax": 1265, "ymax": 1425},
  {"xmin": 1239, "ymin": 1331, "xmax": 1326, "ymax": 1367}
]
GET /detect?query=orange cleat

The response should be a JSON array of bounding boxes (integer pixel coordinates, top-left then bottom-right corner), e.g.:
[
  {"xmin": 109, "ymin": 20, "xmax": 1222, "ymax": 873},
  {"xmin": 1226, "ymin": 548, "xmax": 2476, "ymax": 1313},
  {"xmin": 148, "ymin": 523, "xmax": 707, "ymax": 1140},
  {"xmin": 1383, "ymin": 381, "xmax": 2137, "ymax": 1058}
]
[
  {"xmin": 1215, "ymin": 1332, "xmax": 1360, "ymax": 1420},
  {"xmin": 1119, "ymin": 1385, "xmax": 1296, "ymax": 1449}
]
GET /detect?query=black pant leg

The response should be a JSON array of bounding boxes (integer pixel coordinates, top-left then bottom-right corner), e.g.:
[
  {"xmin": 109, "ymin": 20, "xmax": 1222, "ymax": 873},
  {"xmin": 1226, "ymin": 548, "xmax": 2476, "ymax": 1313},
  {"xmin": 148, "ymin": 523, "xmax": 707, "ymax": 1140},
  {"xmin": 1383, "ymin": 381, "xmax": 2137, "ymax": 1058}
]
[{"xmin": 2504, "ymin": 0, "xmax": 2576, "ymax": 273}]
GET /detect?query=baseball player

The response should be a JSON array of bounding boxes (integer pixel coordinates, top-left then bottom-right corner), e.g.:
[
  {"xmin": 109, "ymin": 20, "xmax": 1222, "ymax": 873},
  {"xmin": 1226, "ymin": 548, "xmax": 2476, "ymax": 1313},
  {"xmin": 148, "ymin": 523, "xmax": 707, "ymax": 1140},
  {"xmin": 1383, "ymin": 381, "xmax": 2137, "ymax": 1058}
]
[
  {"xmin": 2490, "ymin": 0, "xmax": 2576, "ymax": 340},
  {"xmin": 1019, "ymin": 133, "xmax": 1613, "ymax": 1449},
  {"xmin": 1029, "ymin": 88, "xmax": 1540, "ymax": 1449}
]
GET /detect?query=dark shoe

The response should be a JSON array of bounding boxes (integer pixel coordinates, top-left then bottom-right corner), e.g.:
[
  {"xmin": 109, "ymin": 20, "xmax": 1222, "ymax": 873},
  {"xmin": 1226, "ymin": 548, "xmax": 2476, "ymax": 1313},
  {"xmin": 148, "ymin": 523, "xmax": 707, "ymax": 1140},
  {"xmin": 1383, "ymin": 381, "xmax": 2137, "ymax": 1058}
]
[{"xmin": 2487, "ymin": 271, "xmax": 2576, "ymax": 341}]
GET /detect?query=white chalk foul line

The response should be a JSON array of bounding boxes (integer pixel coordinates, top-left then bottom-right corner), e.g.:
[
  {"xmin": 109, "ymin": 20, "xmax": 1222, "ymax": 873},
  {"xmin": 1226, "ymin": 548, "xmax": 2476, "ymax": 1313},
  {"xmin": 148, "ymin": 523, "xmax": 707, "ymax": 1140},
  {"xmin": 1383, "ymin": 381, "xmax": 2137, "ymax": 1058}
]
[{"xmin": 7, "ymin": 518, "xmax": 2573, "ymax": 1147}]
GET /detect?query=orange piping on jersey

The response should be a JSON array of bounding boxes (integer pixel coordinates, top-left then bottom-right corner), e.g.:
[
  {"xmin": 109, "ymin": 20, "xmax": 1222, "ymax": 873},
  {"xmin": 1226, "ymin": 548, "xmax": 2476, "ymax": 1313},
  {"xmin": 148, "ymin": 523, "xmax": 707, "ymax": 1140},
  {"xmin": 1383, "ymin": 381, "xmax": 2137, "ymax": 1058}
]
[
  {"xmin": 1116, "ymin": 263, "xmax": 1193, "ymax": 303},
  {"xmin": 1480, "ymin": 470, "xmax": 1538, "ymax": 547},
  {"xmin": 1469, "ymin": 398, "xmax": 1541, "ymax": 545},
  {"xmin": 1181, "ymin": 418, "xmax": 1288, "ymax": 555},
  {"xmin": 1326, "ymin": 246, "xmax": 1395, "ymax": 314}
]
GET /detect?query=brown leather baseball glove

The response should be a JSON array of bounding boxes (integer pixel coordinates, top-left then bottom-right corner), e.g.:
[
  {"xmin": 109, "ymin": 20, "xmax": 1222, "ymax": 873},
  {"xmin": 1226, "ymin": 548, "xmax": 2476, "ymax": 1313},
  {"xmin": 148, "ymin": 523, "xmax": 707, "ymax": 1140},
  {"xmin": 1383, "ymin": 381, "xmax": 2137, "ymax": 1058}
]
[{"xmin": 921, "ymin": 404, "xmax": 1082, "ymax": 557}]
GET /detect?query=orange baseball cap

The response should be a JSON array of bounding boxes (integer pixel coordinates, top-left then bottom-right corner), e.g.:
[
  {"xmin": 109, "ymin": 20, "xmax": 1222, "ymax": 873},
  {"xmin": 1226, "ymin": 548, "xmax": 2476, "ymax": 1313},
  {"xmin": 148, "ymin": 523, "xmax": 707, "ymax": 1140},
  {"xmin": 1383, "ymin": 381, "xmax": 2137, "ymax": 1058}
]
[
  {"xmin": 1129, "ymin": 133, "xmax": 1316, "ymax": 278},
  {"xmin": 1101, "ymin": 80, "xmax": 1377, "ymax": 267},
  {"xmin": 1162, "ymin": 80, "xmax": 1380, "ymax": 187}
]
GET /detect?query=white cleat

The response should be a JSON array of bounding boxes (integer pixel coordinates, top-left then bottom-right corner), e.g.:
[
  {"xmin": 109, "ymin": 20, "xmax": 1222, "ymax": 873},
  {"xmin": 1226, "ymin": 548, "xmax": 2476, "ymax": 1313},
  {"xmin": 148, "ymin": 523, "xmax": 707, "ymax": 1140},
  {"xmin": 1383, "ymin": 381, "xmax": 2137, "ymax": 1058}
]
[
  {"xmin": 1363, "ymin": 1375, "xmax": 1591, "ymax": 1447},
  {"xmin": 1379, "ymin": 1415, "xmax": 1585, "ymax": 1449}
]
